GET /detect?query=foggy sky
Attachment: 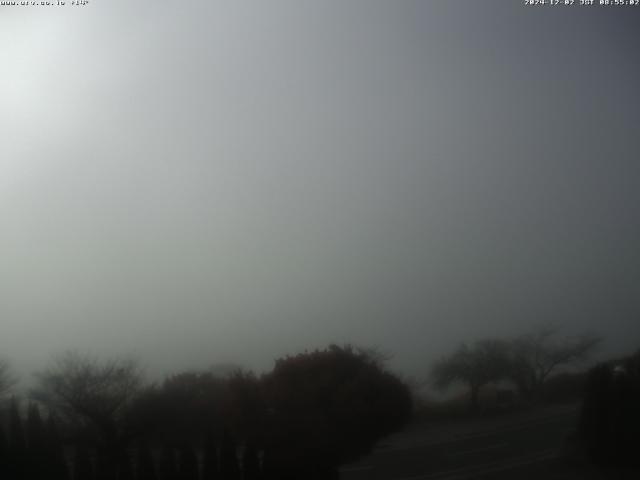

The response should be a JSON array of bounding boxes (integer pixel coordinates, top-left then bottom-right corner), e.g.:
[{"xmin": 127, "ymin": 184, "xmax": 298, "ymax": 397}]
[{"xmin": 1, "ymin": 1, "xmax": 639, "ymax": 382}]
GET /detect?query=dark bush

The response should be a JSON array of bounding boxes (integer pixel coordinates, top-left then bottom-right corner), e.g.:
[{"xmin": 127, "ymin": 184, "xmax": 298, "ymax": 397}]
[
  {"xmin": 159, "ymin": 445, "xmax": 179, "ymax": 480},
  {"xmin": 578, "ymin": 350, "xmax": 640, "ymax": 467},
  {"xmin": 137, "ymin": 440, "xmax": 157, "ymax": 480},
  {"xmin": 242, "ymin": 442, "xmax": 260, "ymax": 480},
  {"xmin": 539, "ymin": 372, "xmax": 587, "ymax": 404},
  {"xmin": 126, "ymin": 372, "xmax": 228, "ymax": 444},
  {"xmin": 45, "ymin": 415, "xmax": 69, "ymax": 480},
  {"xmin": 0, "ymin": 425, "xmax": 8, "ymax": 479},
  {"xmin": 219, "ymin": 428, "xmax": 240, "ymax": 480},
  {"xmin": 261, "ymin": 344, "xmax": 412, "ymax": 476},
  {"xmin": 0, "ymin": 344, "xmax": 411, "ymax": 479},
  {"xmin": 201, "ymin": 430, "xmax": 218, "ymax": 480},
  {"xmin": 73, "ymin": 445, "xmax": 94, "ymax": 480},
  {"xmin": 177, "ymin": 443, "xmax": 198, "ymax": 480}
]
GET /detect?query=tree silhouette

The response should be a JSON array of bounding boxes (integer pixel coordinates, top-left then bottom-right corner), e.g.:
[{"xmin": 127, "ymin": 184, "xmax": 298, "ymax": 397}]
[
  {"xmin": 33, "ymin": 351, "xmax": 143, "ymax": 470},
  {"xmin": 8, "ymin": 398, "xmax": 27, "ymax": 480},
  {"xmin": 242, "ymin": 442, "xmax": 260, "ymax": 480},
  {"xmin": 159, "ymin": 445, "xmax": 179, "ymax": 480},
  {"xmin": 219, "ymin": 428, "xmax": 240, "ymax": 480},
  {"xmin": 73, "ymin": 445, "xmax": 94, "ymax": 480},
  {"xmin": 45, "ymin": 414, "xmax": 69, "ymax": 480},
  {"xmin": 9, "ymin": 398, "xmax": 26, "ymax": 451},
  {"xmin": 0, "ymin": 425, "xmax": 8, "ymax": 480},
  {"xmin": 27, "ymin": 403, "xmax": 48, "ymax": 479},
  {"xmin": 262, "ymin": 345, "xmax": 412, "ymax": 475},
  {"xmin": 509, "ymin": 327, "xmax": 600, "ymax": 400},
  {"xmin": 178, "ymin": 443, "xmax": 198, "ymax": 480},
  {"xmin": 224, "ymin": 371, "xmax": 265, "ymax": 443},
  {"xmin": 579, "ymin": 349, "xmax": 640, "ymax": 467},
  {"xmin": 96, "ymin": 448, "xmax": 117, "ymax": 480},
  {"xmin": 117, "ymin": 450, "xmax": 134, "ymax": 480},
  {"xmin": 137, "ymin": 440, "xmax": 158, "ymax": 480},
  {"xmin": 126, "ymin": 372, "xmax": 226, "ymax": 443},
  {"xmin": 431, "ymin": 339, "xmax": 511, "ymax": 412},
  {"xmin": 33, "ymin": 351, "xmax": 142, "ymax": 426},
  {"xmin": 27, "ymin": 403, "xmax": 46, "ymax": 451},
  {"xmin": 202, "ymin": 430, "xmax": 218, "ymax": 480}
]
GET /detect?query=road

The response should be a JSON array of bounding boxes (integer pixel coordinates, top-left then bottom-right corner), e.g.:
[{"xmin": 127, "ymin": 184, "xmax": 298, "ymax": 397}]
[{"xmin": 340, "ymin": 404, "xmax": 581, "ymax": 480}]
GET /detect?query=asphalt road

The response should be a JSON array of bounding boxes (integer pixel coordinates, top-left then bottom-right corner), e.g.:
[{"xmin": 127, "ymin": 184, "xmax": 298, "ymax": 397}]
[{"xmin": 339, "ymin": 404, "xmax": 581, "ymax": 480}]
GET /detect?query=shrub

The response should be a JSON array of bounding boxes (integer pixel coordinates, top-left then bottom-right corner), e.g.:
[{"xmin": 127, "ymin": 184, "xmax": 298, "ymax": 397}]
[
  {"xmin": 578, "ymin": 350, "xmax": 640, "ymax": 467},
  {"xmin": 261, "ymin": 345, "xmax": 412, "ymax": 476}
]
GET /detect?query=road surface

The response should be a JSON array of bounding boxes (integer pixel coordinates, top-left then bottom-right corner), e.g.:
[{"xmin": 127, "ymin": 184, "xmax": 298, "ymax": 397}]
[{"xmin": 340, "ymin": 404, "xmax": 580, "ymax": 480}]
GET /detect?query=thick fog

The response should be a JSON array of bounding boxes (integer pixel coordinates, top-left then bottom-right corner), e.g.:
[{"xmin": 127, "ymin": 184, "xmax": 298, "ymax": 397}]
[{"xmin": 1, "ymin": 1, "xmax": 639, "ymax": 382}]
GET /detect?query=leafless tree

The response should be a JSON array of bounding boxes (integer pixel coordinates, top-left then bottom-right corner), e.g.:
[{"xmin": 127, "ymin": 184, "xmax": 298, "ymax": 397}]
[
  {"xmin": 508, "ymin": 326, "xmax": 601, "ymax": 399},
  {"xmin": 32, "ymin": 351, "xmax": 143, "ymax": 451},
  {"xmin": 430, "ymin": 339, "xmax": 512, "ymax": 411},
  {"xmin": 356, "ymin": 345, "xmax": 394, "ymax": 368}
]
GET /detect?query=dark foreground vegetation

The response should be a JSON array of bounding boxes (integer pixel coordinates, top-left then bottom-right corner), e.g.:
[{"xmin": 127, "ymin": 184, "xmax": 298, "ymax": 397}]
[
  {"xmin": 426, "ymin": 326, "xmax": 600, "ymax": 414},
  {"xmin": 418, "ymin": 328, "xmax": 640, "ymax": 477},
  {"xmin": 0, "ymin": 345, "xmax": 412, "ymax": 480},
  {"xmin": 500, "ymin": 347, "xmax": 640, "ymax": 480},
  {"xmin": 2, "ymin": 328, "xmax": 638, "ymax": 480},
  {"xmin": 577, "ymin": 348, "xmax": 640, "ymax": 469},
  {"xmin": 490, "ymin": 346, "xmax": 640, "ymax": 479}
]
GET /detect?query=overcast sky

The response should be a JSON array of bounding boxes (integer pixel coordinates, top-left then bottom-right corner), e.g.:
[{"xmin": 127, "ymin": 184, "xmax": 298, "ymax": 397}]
[{"xmin": 1, "ymin": 1, "xmax": 639, "ymax": 381}]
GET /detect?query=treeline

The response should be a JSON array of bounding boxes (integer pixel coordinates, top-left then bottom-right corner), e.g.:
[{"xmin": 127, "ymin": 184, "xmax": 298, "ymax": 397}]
[
  {"xmin": 0, "ymin": 402, "xmax": 259, "ymax": 480},
  {"xmin": 0, "ymin": 345, "xmax": 413, "ymax": 480},
  {"xmin": 0, "ymin": 401, "xmax": 67, "ymax": 480},
  {"xmin": 429, "ymin": 326, "xmax": 601, "ymax": 412}
]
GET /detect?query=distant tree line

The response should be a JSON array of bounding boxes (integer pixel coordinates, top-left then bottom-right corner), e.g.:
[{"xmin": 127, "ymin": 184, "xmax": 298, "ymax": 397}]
[
  {"xmin": 430, "ymin": 326, "xmax": 601, "ymax": 412},
  {"xmin": 0, "ymin": 345, "xmax": 413, "ymax": 480}
]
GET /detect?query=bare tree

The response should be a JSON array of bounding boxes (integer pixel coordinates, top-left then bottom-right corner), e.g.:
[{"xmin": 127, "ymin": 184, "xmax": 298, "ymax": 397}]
[
  {"xmin": 508, "ymin": 326, "xmax": 601, "ymax": 399},
  {"xmin": 356, "ymin": 345, "xmax": 394, "ymax": 368},
  {"xmin": 430, "ymin": 339, "xmax": 511, "ymax": 412},
  {"xmin": 32, "ymin": 351, "xmax": 143, "ymax": 453}
]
